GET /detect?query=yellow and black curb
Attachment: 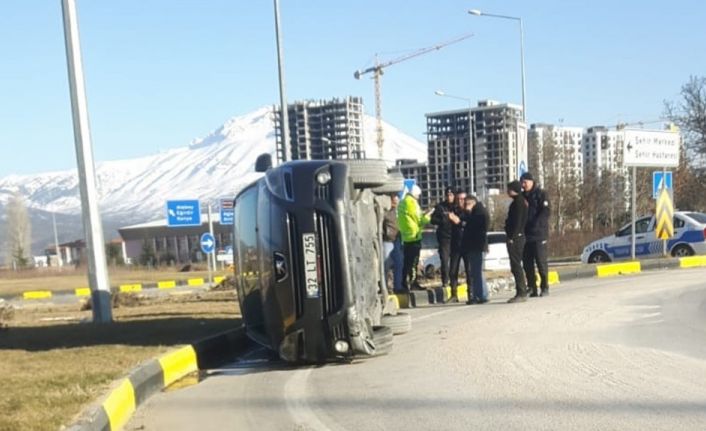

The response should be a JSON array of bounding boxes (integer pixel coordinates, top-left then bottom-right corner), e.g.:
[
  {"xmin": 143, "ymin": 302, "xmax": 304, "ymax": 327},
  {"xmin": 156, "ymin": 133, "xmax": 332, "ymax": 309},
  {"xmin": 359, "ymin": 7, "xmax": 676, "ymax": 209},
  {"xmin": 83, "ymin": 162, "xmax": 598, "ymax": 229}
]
[
  {"xmin": 7, "ymin": 276, "xmax": 228, "ymax": 303},
  {"xmin": 393, "ymin": 256, "xmax": 706, "ymax": 308},
  {"xmin": 68, "ymin": 327, "xmax": 250, "ymax": 431}
]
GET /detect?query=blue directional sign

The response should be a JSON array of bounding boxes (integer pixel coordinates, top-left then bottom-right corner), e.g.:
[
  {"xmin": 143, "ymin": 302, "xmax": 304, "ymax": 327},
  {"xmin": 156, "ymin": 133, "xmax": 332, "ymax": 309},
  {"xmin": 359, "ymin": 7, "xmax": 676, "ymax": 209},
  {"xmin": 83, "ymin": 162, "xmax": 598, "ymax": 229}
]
[
  {"xmin": 652, "ymin": 171, "xmax": 673, "ymax": 199},
  {"xmin": 219, "ymin": 198, "xmax": 234, "ymax": 226},
  {"xmin": 166, "ymin": 200, "xmax": 201, "ymax": 227},
  {"xmin": 200, "ymin": 233, "xmax": 215, "ymax": 254}
]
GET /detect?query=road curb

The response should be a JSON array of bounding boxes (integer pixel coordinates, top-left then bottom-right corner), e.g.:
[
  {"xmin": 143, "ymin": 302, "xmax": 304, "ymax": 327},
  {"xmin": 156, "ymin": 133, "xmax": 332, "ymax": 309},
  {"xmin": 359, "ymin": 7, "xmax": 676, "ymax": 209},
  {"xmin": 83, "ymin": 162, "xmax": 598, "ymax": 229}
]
[{"xmin": 66, "ymin": 326, "xmax": 249, "ymax": 431}]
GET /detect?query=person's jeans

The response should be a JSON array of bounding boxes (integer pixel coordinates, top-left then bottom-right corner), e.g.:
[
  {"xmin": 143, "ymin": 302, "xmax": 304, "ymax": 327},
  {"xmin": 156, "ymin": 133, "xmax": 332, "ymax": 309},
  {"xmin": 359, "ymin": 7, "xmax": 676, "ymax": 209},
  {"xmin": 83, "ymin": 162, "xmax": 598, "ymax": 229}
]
[
  {"xmin": 523, "ymin": 239, "xmax": 549, "ymax": 293},
  {"xmin": 464, "ymin": 250, "xmax": 487, "ymax": 301},
  {"xmin": 508, "ymin": 236, "xmax": 527, "ymax": 297},
  {"xmin": 384, "ymin": 238, "xmax": 404, "ymax": 293},
  {"xmin": 437, "ymin": 237, "xmax": 451, "ymax": 286},
  {"xmin": 402, "ymin": 240, "xmax": 422, "ymax": 292}
]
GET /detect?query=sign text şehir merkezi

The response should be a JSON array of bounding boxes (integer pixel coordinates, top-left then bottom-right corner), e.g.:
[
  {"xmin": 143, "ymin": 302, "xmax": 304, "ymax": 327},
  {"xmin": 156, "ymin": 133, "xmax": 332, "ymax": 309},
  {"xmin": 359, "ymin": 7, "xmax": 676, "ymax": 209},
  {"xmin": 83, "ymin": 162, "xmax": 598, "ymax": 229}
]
[{"xmin": 623, "ymin": 132, "xmax": 680, "ymax": 168}]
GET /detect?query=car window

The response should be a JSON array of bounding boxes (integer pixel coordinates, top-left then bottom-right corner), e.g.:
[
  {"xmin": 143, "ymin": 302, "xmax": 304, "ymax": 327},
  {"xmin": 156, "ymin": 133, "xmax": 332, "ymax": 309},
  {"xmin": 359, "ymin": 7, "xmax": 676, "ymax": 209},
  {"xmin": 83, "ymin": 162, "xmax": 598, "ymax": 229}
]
[
  {"xmin": 234, "ymin": 186, "xmax": 259, "ymax": 271},
  {"xmin": 635, "ymin": 218, "xmax": 652, "ymax": 234},
  {"xmin": 488, "ymin": 233, "xmax": 506, "ymax": 244},
  {"xmin": 685, "ymin": 212, "xmax": 706, "ymax": 224},
  {"xmin": 421, "ymin": 231, "xmax": 438, "ymax": 249},
  {"xmin": 674, "ymin": 217, "xmax": 685, "ymax": 229}
]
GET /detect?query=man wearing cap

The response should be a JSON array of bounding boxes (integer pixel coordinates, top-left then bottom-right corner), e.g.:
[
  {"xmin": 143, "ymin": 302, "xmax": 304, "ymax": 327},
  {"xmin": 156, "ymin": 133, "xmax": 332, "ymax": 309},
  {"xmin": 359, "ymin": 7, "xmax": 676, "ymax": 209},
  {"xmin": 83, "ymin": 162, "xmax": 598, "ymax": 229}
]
[
  {"xmin": 520, "ymin": 172, "xmax": 551, "ymax": 297},
  {"xmin": 398, "ymin": 184, "xmax": 433, "ymax": 292},
  {"xmin": 447, "ymin": 189, "xmax": 467, "ymax": 303},
  {"xmin": 505, "ymin": 181, "xmax": 529, "ymax": 303},
  {"xmin": 430, "ymin": 187, "xmax": 455, "ymax": 289},
  {"xmin": 449, "ymin": 195, "xmax": 490, "ymax": 304}
]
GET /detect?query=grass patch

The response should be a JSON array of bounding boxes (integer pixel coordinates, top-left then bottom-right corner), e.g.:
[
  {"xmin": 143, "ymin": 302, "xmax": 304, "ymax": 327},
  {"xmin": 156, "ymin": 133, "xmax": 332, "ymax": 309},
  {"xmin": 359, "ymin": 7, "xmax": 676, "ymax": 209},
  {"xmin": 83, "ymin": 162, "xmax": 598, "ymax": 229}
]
[
  {"xmin": 0, "ymin": 267, "xmax": 231, "ymax": 296},
  {"xmin": 0, "ymin": 291, "xmax": 240, "ymax": 431}
]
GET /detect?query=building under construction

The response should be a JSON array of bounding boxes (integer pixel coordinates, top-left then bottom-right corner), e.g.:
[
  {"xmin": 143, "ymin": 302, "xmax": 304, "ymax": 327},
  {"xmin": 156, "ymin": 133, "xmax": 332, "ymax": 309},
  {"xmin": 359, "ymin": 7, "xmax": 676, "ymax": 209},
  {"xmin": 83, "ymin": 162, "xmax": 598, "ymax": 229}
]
[
  {"xmin": 424, "ymin": 100, "xmax": 527, "ymax": 204},
  {"xmin": 274, "ymin": 97, "xmax": 365, "ymax": 162}
]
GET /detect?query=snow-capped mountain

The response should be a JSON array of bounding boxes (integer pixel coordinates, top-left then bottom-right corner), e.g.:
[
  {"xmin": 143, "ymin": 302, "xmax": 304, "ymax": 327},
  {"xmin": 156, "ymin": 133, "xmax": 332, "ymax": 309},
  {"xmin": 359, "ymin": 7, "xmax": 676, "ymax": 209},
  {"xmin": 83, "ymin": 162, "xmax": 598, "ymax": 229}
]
[{"xmin": 0, "ymin": 106, "xmax": 426, "ymax": 253}]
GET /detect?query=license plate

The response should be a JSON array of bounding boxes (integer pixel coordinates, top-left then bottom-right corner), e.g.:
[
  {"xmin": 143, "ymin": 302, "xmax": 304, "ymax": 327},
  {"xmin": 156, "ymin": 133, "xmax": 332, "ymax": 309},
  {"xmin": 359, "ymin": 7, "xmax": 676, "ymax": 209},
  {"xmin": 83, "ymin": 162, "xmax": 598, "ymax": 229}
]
[{"xmin": 302, "ymin": 233, "xmax": 319, "ymax": 298}]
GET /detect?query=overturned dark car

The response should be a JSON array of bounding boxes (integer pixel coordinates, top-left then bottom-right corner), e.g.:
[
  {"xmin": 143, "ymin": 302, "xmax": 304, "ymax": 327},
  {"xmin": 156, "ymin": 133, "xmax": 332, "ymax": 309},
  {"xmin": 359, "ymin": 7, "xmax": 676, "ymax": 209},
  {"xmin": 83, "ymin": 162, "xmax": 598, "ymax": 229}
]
[{"xmin": 232, "ymin": 154, "xmax": 411, "ymax": 363}]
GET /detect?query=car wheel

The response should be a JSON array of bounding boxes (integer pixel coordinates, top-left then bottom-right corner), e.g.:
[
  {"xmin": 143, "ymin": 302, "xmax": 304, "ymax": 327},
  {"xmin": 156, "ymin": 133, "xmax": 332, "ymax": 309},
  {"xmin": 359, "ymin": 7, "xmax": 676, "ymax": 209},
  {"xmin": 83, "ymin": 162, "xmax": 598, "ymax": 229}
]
[
  {"xmin": 371, "ymin": 325, "xmax": 393, "ymax": 356},
  {"xmin": 588, "ymin": 251, "xmax": 610, "ymax": 264},
  {"xmin": 342, "ymin": 159, "xmax": 389, "ymax": 189},
  {"xmin": 381, "ymin": 312, "xmax": 412, "ymax": 335},
  {"xmin": 371, "ymin": 170, "xmax": 405, "ymax": 194},
  {"xmin": 671, "ymin": 244, "xmax": 694, "ymax": 257},
  {"xmin": 424, "ymin": 264, "xmax": 436, "ymax": 279}
]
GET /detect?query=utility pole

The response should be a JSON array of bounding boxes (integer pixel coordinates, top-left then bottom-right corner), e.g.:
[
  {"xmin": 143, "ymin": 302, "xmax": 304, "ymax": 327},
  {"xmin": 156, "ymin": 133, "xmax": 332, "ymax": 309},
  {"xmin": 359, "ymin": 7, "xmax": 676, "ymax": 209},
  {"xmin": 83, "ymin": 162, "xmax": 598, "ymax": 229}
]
[
  {"xmin": 52, "ymin": 212, "xmax": 63, "ymax": 268},
  {"xmin": 61, "ymin": 0, "xmax": 112, "ymax": 323},
  {"xmin": 207, "ymin": 204, "xmax": 215, "ymax": 287}
]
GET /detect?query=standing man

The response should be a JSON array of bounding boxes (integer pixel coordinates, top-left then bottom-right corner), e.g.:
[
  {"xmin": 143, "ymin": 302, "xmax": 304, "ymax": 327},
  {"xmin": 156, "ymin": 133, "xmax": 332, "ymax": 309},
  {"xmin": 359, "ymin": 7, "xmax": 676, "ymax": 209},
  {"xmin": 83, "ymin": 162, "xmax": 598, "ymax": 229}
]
[
  {"xmin": 452, "ymin": 195, "xmax": 490, "ymax": 304},
  {"xmin": 520, "ymin": 172, "xmax": 551, "ymax": 297},
  {"xmin": 383, "ymin": 194, "xmax": 404, "ymax": 293},
  {"xmin": 505, "ymin": 181, "xmax": 529, "ymax": 303},
  {"xmin": 430, "ymin": 187, "xmax": 455, "ymax": 290},
  {"xmin": 447, "ymin": 189, "xmax": 467, "ymax": 303},
  {"xmin": 398, "ymin": 185, "xmax": 433, "ymax": 292}
]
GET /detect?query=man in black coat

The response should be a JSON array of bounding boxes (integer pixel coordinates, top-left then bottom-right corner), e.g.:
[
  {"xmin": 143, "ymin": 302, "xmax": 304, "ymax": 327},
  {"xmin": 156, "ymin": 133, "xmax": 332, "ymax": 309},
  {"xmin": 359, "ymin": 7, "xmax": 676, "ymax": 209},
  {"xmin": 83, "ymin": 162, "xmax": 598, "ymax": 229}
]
[
  {"xmin": 520, "ymin": 172, "xmax": 551, "ymax": 297},
  {"xmin": 453, "ymin": 195, "xmax": 490, "ymax": 304},
  {"xmin": 505, "ymin": 181, "xmax": 529, "ymax": 303},
  {"xmin": 446, "ymin": 189, "xmax": 467, "ymax": 303},
  {"xmin": 430, "ymin": 187, "xmax": 455, "ymax": 289}
]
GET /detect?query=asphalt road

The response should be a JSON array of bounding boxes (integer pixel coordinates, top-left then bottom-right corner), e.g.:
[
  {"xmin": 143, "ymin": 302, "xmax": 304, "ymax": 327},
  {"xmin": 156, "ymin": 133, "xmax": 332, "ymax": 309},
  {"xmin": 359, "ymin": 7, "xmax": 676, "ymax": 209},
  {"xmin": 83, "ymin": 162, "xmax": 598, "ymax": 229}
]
[{"xmin": 128, "ymin": 269, "xmax": 706, "ymax": 431}]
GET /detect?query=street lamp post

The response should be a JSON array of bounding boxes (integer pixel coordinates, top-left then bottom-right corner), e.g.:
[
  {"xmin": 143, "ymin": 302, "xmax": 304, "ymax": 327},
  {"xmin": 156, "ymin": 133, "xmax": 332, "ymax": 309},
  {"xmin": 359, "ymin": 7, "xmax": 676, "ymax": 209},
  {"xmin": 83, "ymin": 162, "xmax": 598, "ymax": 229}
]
[
  {"xmin": 468, "ymin": 9, "xmax": 526, "ymax": 122},
  {"xmin": 273, "ymin": 0, "xmax": 291, "ymax": 162},
  {"xmin": 434, "ymin": 90, "xmax": 475, "ymax": 195}
]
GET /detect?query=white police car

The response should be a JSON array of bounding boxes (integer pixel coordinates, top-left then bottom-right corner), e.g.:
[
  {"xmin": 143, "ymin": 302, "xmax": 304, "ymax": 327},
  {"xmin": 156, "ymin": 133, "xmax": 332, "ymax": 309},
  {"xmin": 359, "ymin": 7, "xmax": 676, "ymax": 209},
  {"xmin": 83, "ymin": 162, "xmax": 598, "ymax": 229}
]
[{"xmin": 581, "ymin": 211, "xmax": 706, "ymax": 263}]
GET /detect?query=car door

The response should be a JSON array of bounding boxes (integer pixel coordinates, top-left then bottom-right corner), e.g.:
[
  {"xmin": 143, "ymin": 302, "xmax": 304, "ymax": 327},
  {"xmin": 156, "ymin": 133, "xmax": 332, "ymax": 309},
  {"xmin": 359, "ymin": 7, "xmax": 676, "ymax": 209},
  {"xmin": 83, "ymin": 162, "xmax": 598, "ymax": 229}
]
[{"xmin": 608, "ymin": 217, "xmax": 652, "ymax": 260}]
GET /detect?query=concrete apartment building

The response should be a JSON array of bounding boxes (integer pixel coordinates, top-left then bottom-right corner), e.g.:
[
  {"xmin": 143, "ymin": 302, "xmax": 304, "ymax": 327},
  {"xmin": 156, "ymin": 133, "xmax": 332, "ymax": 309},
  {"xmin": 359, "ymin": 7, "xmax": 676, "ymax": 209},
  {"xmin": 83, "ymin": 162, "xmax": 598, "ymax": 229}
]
[
  {"xmin": 528, "ymin": 124, "xmax": 584, "ymax": 184},
  {"xmin": 274, "ymin": 96, "xmax": 365, "ymax": 162},
  {"xmin": 422, "ymin": 100, "xmax": 527, "ymax": 205}
]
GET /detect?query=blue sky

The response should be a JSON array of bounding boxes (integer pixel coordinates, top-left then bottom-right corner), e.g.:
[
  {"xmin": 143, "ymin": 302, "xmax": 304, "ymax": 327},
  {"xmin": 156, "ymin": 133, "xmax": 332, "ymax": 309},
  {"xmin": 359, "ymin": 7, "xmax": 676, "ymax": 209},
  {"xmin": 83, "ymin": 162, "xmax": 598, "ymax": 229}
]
[{"xmin": 1, "ymin": 0, "xmax": 704, "ymax": 175}]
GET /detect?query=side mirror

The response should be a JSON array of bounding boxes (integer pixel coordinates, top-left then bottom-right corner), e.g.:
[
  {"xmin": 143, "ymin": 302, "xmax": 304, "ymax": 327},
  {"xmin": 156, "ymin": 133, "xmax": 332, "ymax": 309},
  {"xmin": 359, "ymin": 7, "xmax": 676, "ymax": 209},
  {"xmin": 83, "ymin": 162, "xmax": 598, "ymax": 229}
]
[{"xmin": 255, "ymin": 153, "xmax": 273, "ymax": 173}]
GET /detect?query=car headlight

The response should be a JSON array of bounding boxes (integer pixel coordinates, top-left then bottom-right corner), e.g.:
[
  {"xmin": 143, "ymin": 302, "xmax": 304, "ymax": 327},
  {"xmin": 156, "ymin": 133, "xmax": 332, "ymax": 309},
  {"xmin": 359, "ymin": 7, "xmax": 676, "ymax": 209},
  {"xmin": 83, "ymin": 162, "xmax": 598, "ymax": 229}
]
[{"xmin": 316, "ymin": 171, "xmax": 332, "ymax": 185}]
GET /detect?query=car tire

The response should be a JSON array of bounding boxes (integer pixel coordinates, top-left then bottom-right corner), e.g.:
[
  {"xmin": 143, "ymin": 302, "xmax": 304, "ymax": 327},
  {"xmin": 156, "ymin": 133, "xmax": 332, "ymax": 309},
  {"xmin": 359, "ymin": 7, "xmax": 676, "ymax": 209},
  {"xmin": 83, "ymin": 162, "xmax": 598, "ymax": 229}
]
[
  {"xmin": 371, "ymin": 325, "xmax": 393, "ymax": 356},
  {"xmin": 671, "ymin": 244, "xmax": 694, "ymax": 257},
  {"xmin": 343, "ymin": 159, "xmax": 389, "ymax": 189},
  {"xmin": 381, "ymin": 312, "xmax": 412, "ymax": 335},
  {"xmin": 371, "ymin": 170, "xmax": 405, "ymax": 194},
  {"xmin": 424, "ymin": 264, "xmax": 436, "ymax": 279},
  {"xmin": 588, "ymin": 251, "xmax": 611, "ymax": 264}
]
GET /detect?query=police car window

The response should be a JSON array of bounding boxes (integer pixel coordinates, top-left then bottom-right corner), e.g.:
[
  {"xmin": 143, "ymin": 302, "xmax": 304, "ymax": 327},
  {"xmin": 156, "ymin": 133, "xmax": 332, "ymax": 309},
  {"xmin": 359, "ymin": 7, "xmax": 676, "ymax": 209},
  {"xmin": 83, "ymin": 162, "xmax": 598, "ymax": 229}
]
[
  {"xmin": 635, "ymin": 218, "xmax": 651, "ymax": 234},
  {"xmin": 673, "ymin": 217, "xmax": 685, "ymax": 229},
  {"xmin": 686, "ymin": 212, "xmax": 706, "ymax": 224}
]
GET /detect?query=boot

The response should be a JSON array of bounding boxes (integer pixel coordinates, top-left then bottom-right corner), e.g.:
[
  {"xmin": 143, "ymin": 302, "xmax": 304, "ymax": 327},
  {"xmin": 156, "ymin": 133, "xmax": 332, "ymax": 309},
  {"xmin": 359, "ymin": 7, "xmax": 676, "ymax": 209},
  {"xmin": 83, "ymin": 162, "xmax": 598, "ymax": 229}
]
[
  {"xmin": 447, "ymin": 287, "xmax": 459, "ymax": 303},
  {"xmin": 507, "ymin": 295, "xmax": 527, "ymax": 304},
  {"xmin": 529, "ymin": 287, "xmax": 539, "ymax": 298},
  {"xmin": 540, "ymin": 287, "xmax": 549, "ymax": 297}
]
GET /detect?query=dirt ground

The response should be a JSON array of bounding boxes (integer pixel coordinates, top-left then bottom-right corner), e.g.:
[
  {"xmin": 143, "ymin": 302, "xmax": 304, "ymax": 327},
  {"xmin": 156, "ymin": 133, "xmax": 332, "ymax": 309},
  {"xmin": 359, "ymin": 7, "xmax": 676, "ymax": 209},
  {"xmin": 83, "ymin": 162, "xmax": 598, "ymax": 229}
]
[{"xmin": 0, "ymin": 289, "xmax": 240, "ymax": 431}]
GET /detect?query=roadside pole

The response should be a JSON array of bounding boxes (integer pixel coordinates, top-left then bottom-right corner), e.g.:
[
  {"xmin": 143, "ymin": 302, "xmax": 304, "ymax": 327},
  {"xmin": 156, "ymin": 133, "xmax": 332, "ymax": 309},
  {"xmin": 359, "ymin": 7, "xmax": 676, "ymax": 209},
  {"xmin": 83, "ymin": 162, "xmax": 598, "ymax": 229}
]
[
  {"xmin": 52, "ymin": 212, "xmax": 63, "ymax": 268},
  {"xmin": 631, "ymin": 166, "xmax": 636, "ymax": 260},
  {"xmin": 662, "ymin": 166, "xmax": 668, "ymax": 257},
  {"xmin": 207, "ymin": 204, "xmax": 214, "ymax": 287},
  {"xmin": 61, "ymin": 0, "xmax": 112, "ymax": 323}
]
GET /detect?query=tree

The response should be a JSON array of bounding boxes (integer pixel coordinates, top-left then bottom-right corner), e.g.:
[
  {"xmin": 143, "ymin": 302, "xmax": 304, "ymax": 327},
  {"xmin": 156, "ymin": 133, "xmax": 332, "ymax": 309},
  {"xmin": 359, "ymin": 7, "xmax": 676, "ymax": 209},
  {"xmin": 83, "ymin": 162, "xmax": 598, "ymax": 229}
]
[
  {"xmin": 3, "ymin": 193, "xmax": 32, "ymax": 268},
  {"xmin": 664, "ymin": 76, "xmax": 706, "ymax": 163}
]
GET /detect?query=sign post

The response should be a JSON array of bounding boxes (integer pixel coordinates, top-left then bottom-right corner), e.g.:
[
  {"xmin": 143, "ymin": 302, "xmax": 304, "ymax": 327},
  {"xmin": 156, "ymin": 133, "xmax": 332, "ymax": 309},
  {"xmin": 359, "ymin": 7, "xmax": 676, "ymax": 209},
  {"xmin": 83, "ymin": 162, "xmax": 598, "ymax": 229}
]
[
  {"xmin": 166, "ymin": 200, "xmax": 201, "ymax": 227},
  {"xmin": 200, "ymin": 230, "xmax": 215, "ymax": 287},
  {"xmin": 623, "ymin": 129, "xmax": 680, "ymax": 260},
  {"xmin": 219, "ymin": 198, "xmax": 234, "ymax": 225}
]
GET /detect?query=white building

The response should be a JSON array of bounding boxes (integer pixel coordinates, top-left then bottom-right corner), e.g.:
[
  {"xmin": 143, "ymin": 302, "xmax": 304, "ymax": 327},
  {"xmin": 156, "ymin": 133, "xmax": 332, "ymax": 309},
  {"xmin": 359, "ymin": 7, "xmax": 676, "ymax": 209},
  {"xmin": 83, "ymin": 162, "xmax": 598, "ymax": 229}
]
[
  {"xmin": 529, "ymin": 123, "xmax": 584, "ymax": 184},
  {"xmin": 582, "ymin": 126, "xmax": 625, "ymax": 179}
]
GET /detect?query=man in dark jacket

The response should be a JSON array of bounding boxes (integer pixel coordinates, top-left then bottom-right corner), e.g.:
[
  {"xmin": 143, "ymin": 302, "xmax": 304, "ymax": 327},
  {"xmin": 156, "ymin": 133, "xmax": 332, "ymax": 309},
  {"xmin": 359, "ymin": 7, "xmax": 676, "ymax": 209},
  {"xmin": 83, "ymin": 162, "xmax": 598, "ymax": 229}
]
[
  {"xmin": 447, "ymin": 189, "xmax": 467, "ymax": 303},
  {"xmin": 520, "ymin": 172, "xmax": 551, "ymax": 297},
  {"xmin": 454, "ymin": 195, "xmax": 489, "ymax": 304},
  {"xmin": 505, "ymin": 181, "xmax": 529, "ymax": 303},
  {"xmin": 430, "ymin": 187, "xmax": 455, "ymax": 288}
]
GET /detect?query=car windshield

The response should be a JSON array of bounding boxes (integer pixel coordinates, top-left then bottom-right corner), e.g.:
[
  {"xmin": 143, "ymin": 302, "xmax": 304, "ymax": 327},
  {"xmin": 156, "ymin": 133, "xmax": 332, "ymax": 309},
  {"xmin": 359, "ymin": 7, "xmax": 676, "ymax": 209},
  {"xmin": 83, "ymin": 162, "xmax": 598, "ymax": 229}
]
[{"xmin": 685, "ymin": 212, "xmax": 706, "ymax": 224}]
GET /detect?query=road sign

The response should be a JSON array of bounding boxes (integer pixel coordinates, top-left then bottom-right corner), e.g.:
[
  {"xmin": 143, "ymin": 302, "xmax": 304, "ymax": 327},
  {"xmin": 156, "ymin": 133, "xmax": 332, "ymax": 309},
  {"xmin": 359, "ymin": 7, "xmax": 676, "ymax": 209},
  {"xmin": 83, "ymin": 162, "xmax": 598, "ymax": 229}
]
[
  {"xmin": 166, "ymin": 200, "xmax": 201, "ymax": 227},
  {"xmin": 219, "ymin": 198, "xmax": 234, "ymax": 225},
  {"xmin": 652, "ymin": 171, "xmax": 673, "ymax": 199},
  {"xmin": 655, "ymin": 187, "xmax": 674, "ymax": 240},
  {"xmin": 200, "ymin": 232, "xmax": 215, "ymax": 254},
  {"xmin": 623, "ymin": 130, "xmax": 680, "ymax": 167},
  {"xmin": 400, "ymin": 179, "xmax": 416, "ymax": 198}
]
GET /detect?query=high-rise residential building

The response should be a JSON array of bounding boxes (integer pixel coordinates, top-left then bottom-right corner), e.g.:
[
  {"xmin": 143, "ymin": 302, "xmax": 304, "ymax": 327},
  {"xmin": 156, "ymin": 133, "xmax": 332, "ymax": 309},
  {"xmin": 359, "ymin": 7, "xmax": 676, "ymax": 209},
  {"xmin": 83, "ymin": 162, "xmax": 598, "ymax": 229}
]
[
  {"xmin": 424, "ymin": 100, "xmax": 526, "ymax": 205},
  {"xmin": 274, "ymin": 96, "xmax": 365, "ymax": 162},
  {"xmin": 528, "ymin": 124, "xmax": 584, "ymax": 184},
  {"xmin": 582, "ymin": 126, "xmax": 625, "ymax": 179}
]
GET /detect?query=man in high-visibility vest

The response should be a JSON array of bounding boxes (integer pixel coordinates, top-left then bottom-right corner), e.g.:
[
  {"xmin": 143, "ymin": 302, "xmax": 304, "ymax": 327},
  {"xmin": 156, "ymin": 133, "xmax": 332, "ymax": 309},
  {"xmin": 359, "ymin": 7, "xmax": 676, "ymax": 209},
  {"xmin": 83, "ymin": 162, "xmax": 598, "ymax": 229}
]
[{"xmin": 397, "ymin": 185, "xmax": 433, "ymax": 292}]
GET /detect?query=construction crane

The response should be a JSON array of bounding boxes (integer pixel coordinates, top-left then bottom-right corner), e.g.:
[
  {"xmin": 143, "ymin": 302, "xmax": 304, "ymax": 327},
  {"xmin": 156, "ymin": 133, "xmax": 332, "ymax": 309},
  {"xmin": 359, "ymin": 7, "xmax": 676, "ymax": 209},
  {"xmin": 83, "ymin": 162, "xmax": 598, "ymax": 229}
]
[{"xmin": 354, "ymin": 33, "xmax": 474, "ymax": 158}]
